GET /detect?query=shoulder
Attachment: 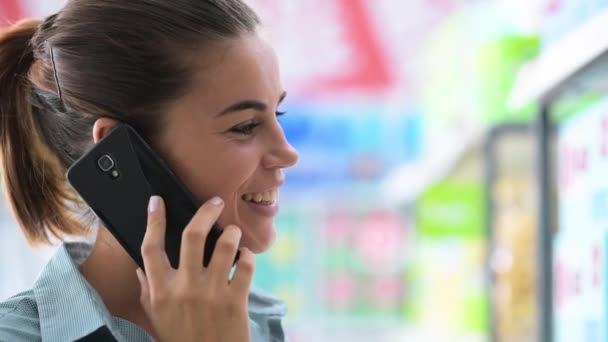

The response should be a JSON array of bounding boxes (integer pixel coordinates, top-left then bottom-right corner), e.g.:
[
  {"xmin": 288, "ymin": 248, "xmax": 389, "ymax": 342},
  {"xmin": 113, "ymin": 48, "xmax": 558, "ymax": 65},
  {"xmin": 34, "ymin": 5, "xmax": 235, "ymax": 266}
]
[
  {"xmin": 248, "ymin": 287, "xmax": 288, "ymax": 317},
  {"xmin": 248, "ymin": 288, "xmax": 288, "ymax": 342},
  {"xmin": 0, "ymin": 290, "xmax": 41, "ymax": 342}
]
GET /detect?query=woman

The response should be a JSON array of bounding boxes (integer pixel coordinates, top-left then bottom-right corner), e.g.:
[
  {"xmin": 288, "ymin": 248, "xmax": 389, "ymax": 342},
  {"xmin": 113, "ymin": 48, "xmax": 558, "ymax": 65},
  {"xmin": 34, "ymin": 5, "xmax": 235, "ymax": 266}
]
[{"xmin": 0, "ymin": 0, "xmax": 299, "ymax": 341}]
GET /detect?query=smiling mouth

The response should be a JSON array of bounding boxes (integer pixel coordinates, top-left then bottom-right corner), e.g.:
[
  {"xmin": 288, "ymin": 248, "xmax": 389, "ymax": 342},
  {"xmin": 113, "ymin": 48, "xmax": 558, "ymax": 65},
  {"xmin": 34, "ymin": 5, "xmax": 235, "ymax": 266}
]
[{"xmin": 241, "ymin": 189, "xmax": 279, "ymax": 205}]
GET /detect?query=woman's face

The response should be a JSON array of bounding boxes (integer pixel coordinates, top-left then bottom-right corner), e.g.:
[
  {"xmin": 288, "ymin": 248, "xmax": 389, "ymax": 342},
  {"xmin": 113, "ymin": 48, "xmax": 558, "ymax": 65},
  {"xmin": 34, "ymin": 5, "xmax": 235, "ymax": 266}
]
[{"xmin": 157, "ymin": 33, "xmax": 299, "ymax": 254}]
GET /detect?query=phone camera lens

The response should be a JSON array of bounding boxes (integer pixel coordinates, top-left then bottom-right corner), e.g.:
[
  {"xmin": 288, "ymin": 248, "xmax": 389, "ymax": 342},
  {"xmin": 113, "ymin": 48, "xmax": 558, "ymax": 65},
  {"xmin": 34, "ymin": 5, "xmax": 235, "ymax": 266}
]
[{"xmin": 97, "ymin": 155, "xmax": 115, "ymax": 172}]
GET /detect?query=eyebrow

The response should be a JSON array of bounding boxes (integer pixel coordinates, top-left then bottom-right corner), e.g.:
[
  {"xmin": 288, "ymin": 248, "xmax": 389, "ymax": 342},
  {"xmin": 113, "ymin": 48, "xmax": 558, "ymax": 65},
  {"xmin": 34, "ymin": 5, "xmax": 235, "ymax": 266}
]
[{"xmin": 217, "ymin": 91, "xmax": 287, "ymax": 117}]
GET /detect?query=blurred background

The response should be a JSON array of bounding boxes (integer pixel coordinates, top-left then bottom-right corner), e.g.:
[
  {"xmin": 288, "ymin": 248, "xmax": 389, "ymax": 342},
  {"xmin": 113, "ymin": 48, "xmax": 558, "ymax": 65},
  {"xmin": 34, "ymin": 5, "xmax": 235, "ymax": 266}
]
[{"xmin": 2, "ymin": 0, "xmax": 608, "ymax": 341}]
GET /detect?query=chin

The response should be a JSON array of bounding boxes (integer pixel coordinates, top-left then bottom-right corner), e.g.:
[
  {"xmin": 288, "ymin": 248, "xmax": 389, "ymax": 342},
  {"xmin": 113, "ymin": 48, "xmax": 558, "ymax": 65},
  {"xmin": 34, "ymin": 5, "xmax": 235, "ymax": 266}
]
[{"xmin": 243, "ymin": 222, "xmax": 277, "ymax": 254}]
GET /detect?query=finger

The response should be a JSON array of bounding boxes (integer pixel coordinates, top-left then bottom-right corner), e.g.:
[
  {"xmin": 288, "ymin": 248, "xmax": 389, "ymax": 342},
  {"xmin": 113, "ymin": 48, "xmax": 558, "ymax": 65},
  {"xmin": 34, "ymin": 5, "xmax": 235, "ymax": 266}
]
[
  {"xmin": 179, "ymin": 196, "xmax": 224, "ymax": 276},
  {"xmin": 136, "ymin": 268, "xmax": 151, "ymax": 312},
  {"xmin": 141, "ymin": 196, "xmax": 171, "ymax": 287},
  {"xmin": 230, "ymin": 247, "xmax": 255, "ymax": 297},
  {"xmin": 208, "ymin": 225, "xmax": 242, "ymax": 284}
]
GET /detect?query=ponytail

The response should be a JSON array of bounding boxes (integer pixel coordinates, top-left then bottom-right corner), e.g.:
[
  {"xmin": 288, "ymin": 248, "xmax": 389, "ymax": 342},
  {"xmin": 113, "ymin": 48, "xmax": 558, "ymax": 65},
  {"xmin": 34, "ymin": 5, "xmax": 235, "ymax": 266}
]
[{"xmin": 0, "ymin": 19, "xmax": 86, "ymax": 244}]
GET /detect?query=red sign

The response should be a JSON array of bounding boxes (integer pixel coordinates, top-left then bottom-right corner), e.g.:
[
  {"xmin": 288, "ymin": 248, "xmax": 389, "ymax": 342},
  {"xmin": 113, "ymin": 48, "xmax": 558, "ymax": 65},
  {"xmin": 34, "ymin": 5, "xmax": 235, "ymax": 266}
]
[
  {"xmin": 248, "ymin": 0, "xmax": 393, "ymax": 97},
  {"xmin": 0, "ymin": 0, "xmax": 23, "ymax": 26}
]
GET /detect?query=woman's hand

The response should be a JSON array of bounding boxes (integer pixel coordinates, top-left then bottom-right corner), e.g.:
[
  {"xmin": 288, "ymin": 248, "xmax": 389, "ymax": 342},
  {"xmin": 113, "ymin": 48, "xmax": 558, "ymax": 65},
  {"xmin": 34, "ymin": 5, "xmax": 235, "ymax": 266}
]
[{"xmin": 136, "ymin": 196, "xmax": 254, "ymax": 342}]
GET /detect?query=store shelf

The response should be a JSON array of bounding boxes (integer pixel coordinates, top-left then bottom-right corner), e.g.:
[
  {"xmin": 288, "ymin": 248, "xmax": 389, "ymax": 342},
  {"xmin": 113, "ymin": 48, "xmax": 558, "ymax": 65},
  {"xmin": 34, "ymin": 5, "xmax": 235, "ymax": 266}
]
[
  {"xmin": 508, "ymin": 9, "xmax": 608, "ymax": 110},
  {"xmin": 381, "ymin": 128, "xmax": 485, "ymax": 206}
]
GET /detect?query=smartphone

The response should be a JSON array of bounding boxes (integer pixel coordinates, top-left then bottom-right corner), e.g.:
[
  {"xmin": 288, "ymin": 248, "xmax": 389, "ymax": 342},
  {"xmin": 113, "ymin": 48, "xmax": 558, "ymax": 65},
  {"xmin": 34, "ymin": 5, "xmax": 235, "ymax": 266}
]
[{"xmin": 66, "ymin": 123, "xmax": 228, "ymax": 269}]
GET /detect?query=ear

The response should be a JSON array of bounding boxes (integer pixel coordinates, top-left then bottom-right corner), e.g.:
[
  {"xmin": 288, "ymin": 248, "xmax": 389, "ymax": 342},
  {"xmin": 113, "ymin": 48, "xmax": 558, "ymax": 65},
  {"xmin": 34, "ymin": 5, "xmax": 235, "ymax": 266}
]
[{"xmin": 93, "ymin": 117, "xmax": 120, "ymax": 143}]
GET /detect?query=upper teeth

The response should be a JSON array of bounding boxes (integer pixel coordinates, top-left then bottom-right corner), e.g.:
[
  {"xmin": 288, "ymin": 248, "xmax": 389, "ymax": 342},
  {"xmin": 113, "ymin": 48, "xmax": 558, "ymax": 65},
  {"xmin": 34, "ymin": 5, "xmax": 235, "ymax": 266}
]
[{"xmin": 243, "ymin": 189, "xmax": 278, "ymax": 203}]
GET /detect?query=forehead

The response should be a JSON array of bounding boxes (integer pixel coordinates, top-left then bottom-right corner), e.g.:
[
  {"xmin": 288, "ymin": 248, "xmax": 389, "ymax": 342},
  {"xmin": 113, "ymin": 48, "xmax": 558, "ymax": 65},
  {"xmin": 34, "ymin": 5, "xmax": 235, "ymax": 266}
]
[{"xmin": 188, "ymin": 34, "xmax": 282, "ymax": 106}]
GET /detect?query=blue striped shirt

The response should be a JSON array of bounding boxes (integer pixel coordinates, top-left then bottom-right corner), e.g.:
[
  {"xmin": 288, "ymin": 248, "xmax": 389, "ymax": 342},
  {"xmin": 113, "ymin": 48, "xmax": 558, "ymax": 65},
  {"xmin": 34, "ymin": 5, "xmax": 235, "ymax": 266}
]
[{"xmin": 0, "ymin": 242, "xmax": 287, "ymax": 341}]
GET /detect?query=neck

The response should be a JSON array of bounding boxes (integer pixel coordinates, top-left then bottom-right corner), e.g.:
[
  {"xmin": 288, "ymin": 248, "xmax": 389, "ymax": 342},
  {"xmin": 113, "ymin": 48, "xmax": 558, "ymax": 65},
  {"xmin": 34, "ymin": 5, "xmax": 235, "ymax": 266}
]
[{"xmin": 79, "ymin": 227, "xmax": 155, "ymax": 337}]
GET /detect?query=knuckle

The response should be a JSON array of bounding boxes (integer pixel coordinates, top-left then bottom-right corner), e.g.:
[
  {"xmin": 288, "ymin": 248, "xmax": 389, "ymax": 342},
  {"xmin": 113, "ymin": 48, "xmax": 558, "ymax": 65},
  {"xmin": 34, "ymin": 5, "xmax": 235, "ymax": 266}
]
[
  {"xmin": 239, "ymin": 258, "xmax": 255, "ymax": 274},
  {"xmin": 226, "ymin": 299, "xmax": 246, "ymax": 315},
  {"xmin": 149, "ymin": 292, "xmax": 168, "ymax": 309},
  {"xmin": 183, "ymin": 227, "xmax": 206, "ymax": 244},
  {"xmin": 147, "ymin": 214, "xmax": 161, "ymax": 227},
  {"xmin": 200, "ymin": 289, "xmax": 213, "ymax": 302},
  {"xmin": 236, "ymin": 250, "xmax": 255, "ymax": 273},
  {"xmin": 201, "ymin": 289, "xmax": 221, "ymax": 307},
  {"xmin": 175, "ymin": 289, "xmax": 198, "ymax": 305},
  {"xmin": 240, "ymin": 247, "xmax": 254, "ymax": 258},
  {"xmin": 140, "ymin": 242, "xmax": 157, "ymax": 258},
  {"xmin": 217, "ymin": 237, "xmax": 238, "ymax": 254},
  {"xmin": 224, "ymin": 225, "xmax": 242, "ymax": 238}
]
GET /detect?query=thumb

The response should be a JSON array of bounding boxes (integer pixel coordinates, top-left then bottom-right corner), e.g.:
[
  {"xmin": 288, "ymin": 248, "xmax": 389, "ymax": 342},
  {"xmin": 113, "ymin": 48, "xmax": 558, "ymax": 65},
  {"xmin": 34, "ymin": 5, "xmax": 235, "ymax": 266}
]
[{"xmin": 136, "ymin": 268, "xmax": 151, "ymax": 312}]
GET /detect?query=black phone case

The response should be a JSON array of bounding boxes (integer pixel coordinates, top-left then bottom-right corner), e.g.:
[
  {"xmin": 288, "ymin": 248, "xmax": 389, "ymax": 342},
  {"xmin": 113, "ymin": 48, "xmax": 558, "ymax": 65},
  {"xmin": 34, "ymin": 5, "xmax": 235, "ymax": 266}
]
[{"xmin": 66, "ymin": 124, "xmax": 224, "ymax": 269}]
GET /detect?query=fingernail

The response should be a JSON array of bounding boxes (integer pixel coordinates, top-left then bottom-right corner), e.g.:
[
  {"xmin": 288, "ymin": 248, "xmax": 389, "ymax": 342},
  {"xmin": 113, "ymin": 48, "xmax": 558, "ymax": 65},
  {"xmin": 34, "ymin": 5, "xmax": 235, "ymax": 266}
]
[
  {"xmin": 210, "ymin": 196, "xmax": 223, "ymax": 206},
  {"xmin": 135, "ymin": 268, "xmax": 144, "ymax": 281},
  {"xmin": 148, "ymin": 196, "xmax": 160, "ymax": 213}
]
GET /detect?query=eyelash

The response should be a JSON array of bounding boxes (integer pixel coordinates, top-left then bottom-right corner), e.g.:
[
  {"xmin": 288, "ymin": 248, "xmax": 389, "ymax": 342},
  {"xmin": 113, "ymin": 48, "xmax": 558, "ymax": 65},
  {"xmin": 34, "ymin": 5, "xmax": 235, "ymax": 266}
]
[{"xmin": 229, "ymin": 111, "xmax": 286, "ymax": 135}]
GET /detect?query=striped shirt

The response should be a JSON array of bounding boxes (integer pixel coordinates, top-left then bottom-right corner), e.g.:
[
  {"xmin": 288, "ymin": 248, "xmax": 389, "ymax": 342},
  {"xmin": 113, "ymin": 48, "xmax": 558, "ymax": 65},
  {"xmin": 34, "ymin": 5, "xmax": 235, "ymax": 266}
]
[{"xmin": 0, "ymin": 242, "xmax": 287, "ymax": 341}]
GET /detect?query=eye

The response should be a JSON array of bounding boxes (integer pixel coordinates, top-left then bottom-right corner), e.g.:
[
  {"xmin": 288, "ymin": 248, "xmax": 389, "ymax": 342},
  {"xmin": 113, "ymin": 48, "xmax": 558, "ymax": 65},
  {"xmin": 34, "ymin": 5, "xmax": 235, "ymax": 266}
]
[
  {"xmin": 276, "ymin": 111, "xmax": 286, "ymax": 123},
  {"xmin": 229, "ymin": 120, "xmax": 261, "ymax": 135}
]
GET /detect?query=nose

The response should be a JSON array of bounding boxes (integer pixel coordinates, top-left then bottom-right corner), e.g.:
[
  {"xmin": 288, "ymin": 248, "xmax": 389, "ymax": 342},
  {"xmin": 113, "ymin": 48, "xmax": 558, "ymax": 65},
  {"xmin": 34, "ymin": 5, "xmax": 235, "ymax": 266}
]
[{"xmin": 263, "ymin": 126, "xmax": 299, "ymax": 169}]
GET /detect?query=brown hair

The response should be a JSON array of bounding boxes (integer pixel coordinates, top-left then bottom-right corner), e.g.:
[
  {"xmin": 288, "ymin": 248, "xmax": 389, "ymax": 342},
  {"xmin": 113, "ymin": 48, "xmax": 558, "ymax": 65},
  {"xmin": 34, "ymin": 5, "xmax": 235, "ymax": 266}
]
[{"xmin": 0, "ymin": 1, "xmax": 260, "ymax": 244}]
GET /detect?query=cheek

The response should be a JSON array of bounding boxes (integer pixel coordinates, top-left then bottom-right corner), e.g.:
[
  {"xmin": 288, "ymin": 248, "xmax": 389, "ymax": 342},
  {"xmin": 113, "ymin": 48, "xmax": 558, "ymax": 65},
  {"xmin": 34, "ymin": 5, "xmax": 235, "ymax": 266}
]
[
  {"xmin": 174, "ymin": 144, "xmax": 259, "ymax": 205},
  {"xmin": 201, "ymin": 156, "xmax": 258, "ymax": 230}
]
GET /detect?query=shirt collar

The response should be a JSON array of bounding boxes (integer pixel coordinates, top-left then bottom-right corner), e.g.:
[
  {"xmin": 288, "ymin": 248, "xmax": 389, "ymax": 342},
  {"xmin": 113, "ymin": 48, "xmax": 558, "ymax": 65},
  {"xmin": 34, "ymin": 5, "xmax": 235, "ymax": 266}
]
[
  {"xmin": 248, "ymin": 286, "xmax": 288, "ymax": 318},
  {"xmin": 32, "ymin": 242, "xmax": 149, "ymax": 342},
  {"xmin": 33, "ymin": 242, "xmax": 107, "ymax": 341}
]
